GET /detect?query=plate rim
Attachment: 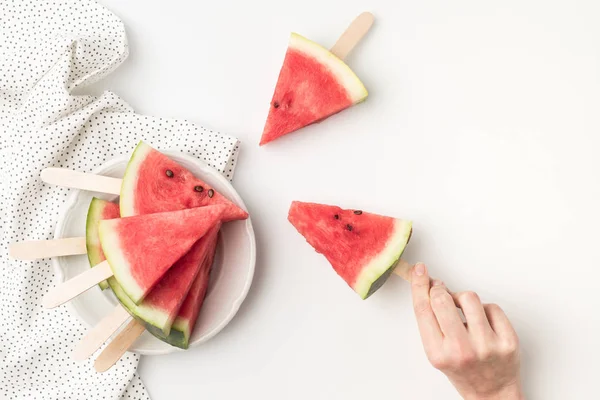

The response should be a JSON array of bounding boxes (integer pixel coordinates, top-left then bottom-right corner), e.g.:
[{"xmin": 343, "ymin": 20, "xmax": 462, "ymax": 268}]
[{"xmin": 51, "ymin": 150, "xmax": 256, "ymax": 355}]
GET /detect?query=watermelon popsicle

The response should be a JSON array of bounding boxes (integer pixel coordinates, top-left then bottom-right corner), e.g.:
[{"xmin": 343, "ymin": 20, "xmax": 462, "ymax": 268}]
[
  {"xmin": 259, "ymin": 12, "xmax": 373, "ymax": 145},
  {"xmin": 288, "ymin": 201, "xmax": 413, "ymax": 299},
  {"xmin": 98, "ymin": 204, "xmax": 227, "ymax": 304},
  {"xmin": 119, "ymin": 141, "xmax": 248, "ymax": 221},
  {"xmin": 144, "ymin": 225, "xmax": 220, "ymax": 349}
]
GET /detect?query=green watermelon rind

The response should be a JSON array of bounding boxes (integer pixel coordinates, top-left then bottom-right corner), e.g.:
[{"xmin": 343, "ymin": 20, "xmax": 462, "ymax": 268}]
[
  {"xmin": 145, "ymin": 318, "xmax": 190, "ymax": 350},
  {"xmin": 98, "ymin": 219, "xmax": 146, "ymax": 304},
  {"xmin": 119, "ymin": 141, "xmax": 152, "ymax": 218},
  {"xmin": 290, "ymin": 32, "xmax": 368, "ymax": 105},
  {"xmin": 108, "ymin": 277, "xmax": 175, "ymax": 336},
  {"xmin": 353, "ymin": 219, "xmax": 413, "ymax": 300},
  {"xmin": 85, "ymin": 198, "xmax": 111, "ymax": 290}
]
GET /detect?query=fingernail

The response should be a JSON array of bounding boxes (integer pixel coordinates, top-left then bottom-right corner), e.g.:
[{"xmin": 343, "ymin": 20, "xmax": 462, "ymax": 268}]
[
  {"xmin": 414, "ymin": 263, "xmax": 426, "ymax": 276},
  {"xmin": 432, "ymin": 279, "xmax": 443, "ymax": 287}
]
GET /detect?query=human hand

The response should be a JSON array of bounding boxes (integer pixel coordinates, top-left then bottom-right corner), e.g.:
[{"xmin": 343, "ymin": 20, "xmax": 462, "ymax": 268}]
[{"xmin": 410, "ymin": 263, "xmax": 523, "ymax": 400}]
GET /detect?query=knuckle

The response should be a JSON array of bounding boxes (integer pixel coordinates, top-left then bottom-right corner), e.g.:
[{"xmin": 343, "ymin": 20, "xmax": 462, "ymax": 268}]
[
  {"xmin": 500, "ymin": 337, "xmax": 519, "ymax": 356},
  {"xmin": 430, "ymin": 288, "xmax": 451, "ymax": 305},
  {"xmin": 476, "ymin": 346, "xmax": 494, "ymax": 361},
  {"xmin": 485, "ymin": 303, "xmax": 502, "ymax": 313},
  {"xmin": 427, "ymin": 353, "xmax": 449, "ymax": 370},
  {"xmin": 412, "ymin": 280, "xmax": 430, "ymax": 290},
  {"xmin": 454, "ymin": 350, "xmax": 477, "ymax": 369},
  {"xmin": 460, "ymin": 291, "xmax": 480, "ymax": 304},
  {"xmin": 413, "ymin": 299, "xmax": 431, "ymax": 315}
]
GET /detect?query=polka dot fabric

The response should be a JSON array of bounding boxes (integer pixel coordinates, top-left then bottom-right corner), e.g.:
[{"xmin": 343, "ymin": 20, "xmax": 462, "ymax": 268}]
[{"xmin": 0, "ymin": 1, "xmax": 241, "ymax": 399}]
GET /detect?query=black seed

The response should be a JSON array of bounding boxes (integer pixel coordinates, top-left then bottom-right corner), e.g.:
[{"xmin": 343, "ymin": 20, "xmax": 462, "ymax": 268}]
[
  {"xmin": 354, "ymin": 210, "xmax": 363, "ymax": 215},
  {"xmin": 273, "ymin": 102, "xmax": 280, "ymax": 109},
  {"xmin": 194, "ymin": 185, "xmax": 204, "ymax": 192},
  {"xmin": 334, "ymin": 214, "xmax": 340, "ymax": 219},
  {"xmin": 165, "ymin": 169, "xmax": 174, "ymax": 178},
  {"xmin": 208, "ymin": 189, "xmax": 214, "ymax": 198},
  {"xmin": 346, "ymin": 224, "xmax": 353, "ymax": 231}
]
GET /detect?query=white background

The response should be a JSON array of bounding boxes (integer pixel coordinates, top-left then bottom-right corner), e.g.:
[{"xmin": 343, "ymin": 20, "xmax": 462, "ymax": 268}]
[{"xmin": 94, "ymin": 1, "xmax": 599, "ymax": 399}]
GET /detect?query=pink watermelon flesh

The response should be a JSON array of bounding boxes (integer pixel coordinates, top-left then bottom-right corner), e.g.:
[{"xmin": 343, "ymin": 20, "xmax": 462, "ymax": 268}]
[
  {"xmin": 85, "ymin": 198, "xmax": 120, "ymax": 290},
  {"xmin": 135, "ymin": 227, "xmax": 219, "ymax": 335},
  {"xmin": 288, "ymin": 201, "xmax": 413, "ymax": 299},
  {"xmin": 120, "ymin": 141, "xmax": 248, "ymax": 222},
  {"xmin": 260, "ymin": 33, "xmax": 367, "ymax": 146},
  {"xmin": 146, "ymin": 226, "xmax": 219, "ymax": 348},
  {"xmin": 99, "ymin": 205, "xmax": 226, "ymax": 304}
]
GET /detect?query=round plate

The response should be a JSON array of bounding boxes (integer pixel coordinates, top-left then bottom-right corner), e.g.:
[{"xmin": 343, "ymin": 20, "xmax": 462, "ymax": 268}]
[{"xmin": 52, "ymin": 151, "xmax": 256, "ymax": 355}]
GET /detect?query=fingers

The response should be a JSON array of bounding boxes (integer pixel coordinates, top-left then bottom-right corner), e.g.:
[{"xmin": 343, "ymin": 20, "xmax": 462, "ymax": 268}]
[
  {"xmin": 429, "ymin": 281, "xmax": 468, "ymax": 339},
  {"xmin": 452, "ymin": 291, "xmax": 493, "ymax": 336},
  {"xmin": 411, "ymin": 263, "xmax": 443, "ymax": 348},
  {"xmin": 484, "ymin": 304, "xmax": 518, "ymax": 343}
]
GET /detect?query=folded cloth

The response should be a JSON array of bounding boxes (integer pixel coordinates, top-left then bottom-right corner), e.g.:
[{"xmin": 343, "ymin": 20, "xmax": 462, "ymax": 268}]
[{"xmin": 0, "ymin": 1, "xmax": 240, "ymax": 398}]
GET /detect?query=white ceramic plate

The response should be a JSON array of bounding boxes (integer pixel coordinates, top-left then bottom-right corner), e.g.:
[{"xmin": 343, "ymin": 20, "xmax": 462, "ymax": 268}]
[{"xmin": 52, "ymin": 151, "xmax": 256, "ymax": 355}]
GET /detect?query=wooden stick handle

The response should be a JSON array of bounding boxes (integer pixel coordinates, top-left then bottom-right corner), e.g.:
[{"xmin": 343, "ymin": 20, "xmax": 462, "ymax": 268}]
[
  {"xmin": 9, "ymin": 237, "xmax": 87, "ymax": 260},
  {"xmin": 393, "ymin": 259, "xmax": 414, "ymax": 282},
  {"xmin": 94, "ymin": 319, "xmax": 145, "ymax": 372},
  {"xmin": 330, "ymin": 12, "xmax": 374, "ymax": 60},
  {"xmin": 42, "ymin": 260, "xmax": 113, "ymax": 309},
  {"xmin": 41, "ymin": 168, "xmax": 122, "ymax": 195},
  {"xmin": 73, "ymin": 305, "xmax": 131, "ymax": 361}
]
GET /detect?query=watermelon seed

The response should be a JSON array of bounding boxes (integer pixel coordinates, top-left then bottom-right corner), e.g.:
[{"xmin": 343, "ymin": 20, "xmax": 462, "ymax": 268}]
[
  {"xmin": 346, "ymin": 224, "xmax": 353, "ymax": 231},
  {"xmin": 354, "ymin": 210, "xmax": 363, "ymax": 215},
  {"xmin": 194, "ymin": 185, "xmax": 204, "ymax": 192},
  {"xmin": 165, "ymin": 169, "xmax": 174, "ymax": 178},
  {"xmin": 334, "ymin": 214, "xmax": 340, "ymax": 219},
  {"xmin": 208, "ymin": 189, "xmax": 214, "ymax": 198},
  {"xmin": 273, "ymin": 102, "xmax": 280, "ymax": 108}
]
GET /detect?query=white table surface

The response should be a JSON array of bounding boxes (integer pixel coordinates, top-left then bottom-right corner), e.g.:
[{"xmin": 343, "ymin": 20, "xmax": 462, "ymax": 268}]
[{"xmin": 94, "ymin": 1, "xmax": 599, "ymax": 398}]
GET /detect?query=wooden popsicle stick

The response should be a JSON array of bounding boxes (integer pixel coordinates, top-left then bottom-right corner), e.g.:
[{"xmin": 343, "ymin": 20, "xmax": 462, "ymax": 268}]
[
  {"xmin": 41, "ymin": 168, "xmax": 122, "ymax": 195},
  {"xmin": 94, "ymin": 319, "xmax": 145, "ymax": 373},
  {"xmin": 8, "ymin": 237, "xmax": 87, "ymax": 260},
  {"xmin": 73, "ymin": 305, "xmax": 131, "ymax": 361},
  {"xmin": 330, "ymin": 12, "xmax": 374, "ymax": 61},
  {"xmin": 393, "ymin": 259, "xmax": 414, "ymax": 282},
  {"xmin": 43, "ymin": 260, "xmax": 113, "ymax": 309}
]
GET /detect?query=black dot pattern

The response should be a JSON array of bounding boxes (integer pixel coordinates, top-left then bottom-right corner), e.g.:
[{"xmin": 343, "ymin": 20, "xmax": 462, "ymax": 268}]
[{"xmin": 0, "ymin": 1, "xmax": 240, "ymax": 398}]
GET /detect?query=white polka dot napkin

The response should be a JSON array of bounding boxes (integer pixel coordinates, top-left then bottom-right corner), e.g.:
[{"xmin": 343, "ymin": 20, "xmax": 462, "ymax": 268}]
[{"xmin": 0, "ymin": 1, "xmax": 241, "ymax": 399}]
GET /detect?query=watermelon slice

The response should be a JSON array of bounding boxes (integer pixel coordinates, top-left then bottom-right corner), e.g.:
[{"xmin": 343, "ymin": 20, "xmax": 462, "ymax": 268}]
[
  {"xmin": 120, "ymin": 141, "xmax": 248, "ymax": 221},
  {"xmin": 288, "ymin": 201, "xmax": 412, "ymax": 299},
  {"xmin": 85, "ymin": 198, "xmax": 120, "ymax": 290},
  {"xmin": 259, "ymin": 33, "xmax": 368, "ymax": 146},
  {"xmin": 145, "ymin": 226, "xmax": 219, "ymax": 349},
  {"xmin": 99, "ymin": 205, "xmax": 226, "ymax": 304},
  {"xmin": 108, "ymin": 229, "xmax": 217, "ymax": 335}
]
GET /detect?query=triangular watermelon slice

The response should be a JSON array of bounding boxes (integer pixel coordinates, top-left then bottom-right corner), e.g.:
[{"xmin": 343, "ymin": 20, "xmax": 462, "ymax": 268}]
[
  {"xmin": 145, "ymin": 226, "xmax": 219, "ymax": 349},
  {"xmin": 99, "ymin": 205, "xmax": 226, "ymax": 304},
  {"xmin": 85, "ymin": 198, "xmax": 120, "ymax": 290},
  {"xmin": 109, "ymin": 231, "xmax": 217, "ymax": 335},
  {"xmin": 259, "ymin": 33, "xmax": 368, "ymax": 146},
  {"xmin": 120, "ymin": 141, "xmax": 248, "ymax": 221},
  {"xmin": 288, "ymin": 201, "xmax": 412, "ymax": 299}
]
